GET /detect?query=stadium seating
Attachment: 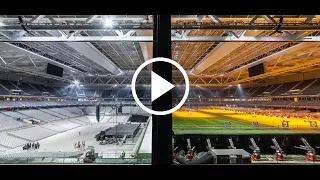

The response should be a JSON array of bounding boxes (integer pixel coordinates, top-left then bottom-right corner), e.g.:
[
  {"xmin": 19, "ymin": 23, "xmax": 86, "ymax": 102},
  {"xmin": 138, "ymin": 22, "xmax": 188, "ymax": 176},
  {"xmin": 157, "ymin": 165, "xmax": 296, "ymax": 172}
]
[
  {"xmin": 40, "ymin": 124, "xmax": 68, "ymax": 133},
  {"xmin": 51, "ymin": 120, "xmax": 81, "ymax": 130},
  {"xmin": 302, "ymin": 80, "xmax": 320, "ymax": 95},
  {"xmin": 18, "ymin": 110, "xmax": 59, "ymax": 122},
  {"xmin": 0, "ymin": 132, "xmax": 30, "ymax": 148},
  {"xmin": 74, "ymin": 116, "xmax": 91, "ymax": 124},
  {"xmin": 40, "ymin": 109, "xmax": 67, "ymax": 119},
  {"xmin": 20, "ymin": 101, "xmax": 48, "ymax": 107},
  {"xmin": 8, "ymin": 126, "xmax": 57, "ymax": 141},
  {"xmin": 0, "ymin": 101, "xmax": 24, "ymax": 108},
  {"xmin": 49, "ymin": 108, "xmax": 78, "ymax": 118},
  {"xmin": 0, "ymin": 114, "xmax": 28, "ymax": 131},
  {"xmin": 1, "ymin": 111, "xmax": 29, "ymax": 119},
  {"xmin": 0, "ymin": 85, "xmax": 10, "ymax": 95},
  {"xmin": 64, "ymin": 107, "xmax": 84, "ymax": 116},
  {"xmin": 17, "ymin": 83, "xmax": 41, "ymax": 96},
  {"xmin": 0, "ymin": 151, "xmax": 84, "ymax": 158}
]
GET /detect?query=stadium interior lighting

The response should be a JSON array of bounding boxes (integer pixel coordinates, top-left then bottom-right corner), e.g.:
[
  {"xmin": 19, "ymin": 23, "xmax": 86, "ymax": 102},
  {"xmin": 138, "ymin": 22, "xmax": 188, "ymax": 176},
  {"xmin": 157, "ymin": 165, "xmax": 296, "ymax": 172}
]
[
  {"xmin": 104, "ymin": 18, "xmax": 113, "ymax": 27},
  {"xmin": 73, "ymin": 80, "xmax": 79, "ymax": 85},
  {"xmin": 238, "ymin": 84, "xmax": 241, "ymax": 86},
  {"xmin": 80, "ymin": 84, "xmax": 84, "ymax": 87},
  {"xmin": 114, "ymin": 84, "xmax": 117, "ymax": 87}
]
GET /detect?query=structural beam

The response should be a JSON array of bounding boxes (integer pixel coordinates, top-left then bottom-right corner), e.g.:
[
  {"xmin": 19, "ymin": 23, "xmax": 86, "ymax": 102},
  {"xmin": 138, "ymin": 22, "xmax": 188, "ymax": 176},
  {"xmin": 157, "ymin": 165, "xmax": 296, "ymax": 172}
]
[
  {"xmin": 46, "ymin": 31, "xmax": 122, "ymax": 75},
  {"xmin": 0, "ymin": 42, "xmax": 84, "ymax": 74},
  {"xmin": 29, "ymin": 15, "xmax": 45, "ymax": 23},
  {"xmin": 191, "ymin": 30, "xmax": 261, "ymax": 75},
  {"xmin": 228, "ymin": 58, "xmax": 320, "ymax": 85},
  {"xmin": 136, "ymin": 30, "xmax": 153, "ymax": 70},
  {"xmin": 208, "ymin": 15, "xmax": 222, "ymax": 24},
  {"xmin": 1, "ymin": 35, "xmax": 320, "ymax": 42},
  {"xmin": 1, "ymin": 24, "xmax": 320, "ymax": 31},
  {"xmin": 0, "ymin": 64, "xmax": 72, "ymax": 82},
  {"xmin": 262, "ymin": 15, "xmax": 277, "ymax": 24},
  {"xmin": 85, "ymin": 15, "xmax": 99, "ymax": 23},
  {"xmin": 224, "ymin": 42, "xmax": 317, "ymax": 75}
]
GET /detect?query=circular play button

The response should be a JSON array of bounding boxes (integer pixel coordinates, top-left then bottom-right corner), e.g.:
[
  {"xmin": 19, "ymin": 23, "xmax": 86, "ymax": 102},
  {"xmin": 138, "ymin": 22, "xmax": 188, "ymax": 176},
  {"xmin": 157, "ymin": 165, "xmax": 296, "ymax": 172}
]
[{"xmin": 131, "ymin": 57, "xmax": 189, "ymax": 115}]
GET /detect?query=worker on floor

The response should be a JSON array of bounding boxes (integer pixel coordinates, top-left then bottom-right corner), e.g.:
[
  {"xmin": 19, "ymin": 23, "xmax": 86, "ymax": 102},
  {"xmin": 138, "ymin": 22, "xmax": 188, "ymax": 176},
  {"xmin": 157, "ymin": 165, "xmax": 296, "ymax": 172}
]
[{"xmin": 120, "ymin": 151, "xmax": 125, "ymax": 160}]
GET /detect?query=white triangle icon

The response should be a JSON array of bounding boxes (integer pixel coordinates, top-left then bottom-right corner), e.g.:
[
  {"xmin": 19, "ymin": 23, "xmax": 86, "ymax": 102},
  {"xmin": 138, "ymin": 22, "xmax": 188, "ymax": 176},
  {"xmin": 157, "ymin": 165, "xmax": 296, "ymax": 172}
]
[{"xmin": 151, "ymin": 71, "xmax": 175, "ymax": 102}]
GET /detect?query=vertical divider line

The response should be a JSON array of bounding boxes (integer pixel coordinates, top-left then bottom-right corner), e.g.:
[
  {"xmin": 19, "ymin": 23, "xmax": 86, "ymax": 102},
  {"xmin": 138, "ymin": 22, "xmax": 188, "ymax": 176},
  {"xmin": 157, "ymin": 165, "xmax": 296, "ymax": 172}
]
[{"xmin": 152, "ymin": 15, "xmax": 173, "ymax": 165}]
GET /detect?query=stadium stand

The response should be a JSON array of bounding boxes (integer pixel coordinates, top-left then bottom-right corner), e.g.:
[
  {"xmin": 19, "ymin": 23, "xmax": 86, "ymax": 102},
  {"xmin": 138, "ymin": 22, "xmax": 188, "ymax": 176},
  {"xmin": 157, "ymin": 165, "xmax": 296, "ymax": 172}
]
[
  {"xmin": 67, "ymin": 118, "xmax": 88, "ymax": 125},
  {"xmin": 0, "ymin": 101, "xmax": 24, "ymax": 108},
  {"xmin": 1, "ymin": 111, "xmax": 29, "ymax": 120},
  {"xmin": 51, "ymin": 120, "xmax": 82, "ymax": 130},
  {"xmin": 8, "ymin": 126, "xmax": 57, "ymax": 141},
  {"xmin": 74, "ymin": 116, "xmax": 91, "ymax": 124},
  {"xmin": 0, "ymin": 114, "xmax": 28, "ymax": 131},
  {"xmin": 18, "ymin": 110, "xmax": 59, "ymax": 122},
  {"xmin": 40, "ymin": 124, "xmax": 68, "ymax": 133},
  {"xmin": 48, "ymin": 108, "xmax": 79, "ymax": 118},
  {"xmin": 0, "ymin": 132, "xmax": 30, "ymax": 148},
  {"xmin": 15, "ymin": 83, "xmax": 38, "ymax": 96},
  {"xmin": 20, "ymin": 101, "xmax": 48, "ymax": 107},
  {"xmin": 64, "ymin": 107, "xmax": 84, "ymax": 116},
  {"xmin": 302, "ymin": 79, "xmax": 320, "ymax": 95},
  {"xmin": 39, "ymin": 109, "xmax": 67, "ymax": 119},
  {"xmin": 0, "ymin": 151, "xmax": 84, "ymax": 158}
]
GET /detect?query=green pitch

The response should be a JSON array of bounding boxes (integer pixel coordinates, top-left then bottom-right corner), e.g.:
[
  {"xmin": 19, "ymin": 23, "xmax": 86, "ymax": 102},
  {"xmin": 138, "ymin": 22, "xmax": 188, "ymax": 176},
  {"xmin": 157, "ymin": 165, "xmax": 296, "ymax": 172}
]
[{"xmin": 172, "ymin": 116, "xmax": 320, "ymax": 135}]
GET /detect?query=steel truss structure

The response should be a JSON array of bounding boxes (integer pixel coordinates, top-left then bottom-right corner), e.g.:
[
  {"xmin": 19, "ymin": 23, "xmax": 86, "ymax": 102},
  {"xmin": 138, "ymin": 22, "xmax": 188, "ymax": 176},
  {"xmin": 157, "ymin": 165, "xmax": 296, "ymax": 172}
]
[{"xmin": 1, "ymin": 15, "xmax": 320, "ymax": 87}]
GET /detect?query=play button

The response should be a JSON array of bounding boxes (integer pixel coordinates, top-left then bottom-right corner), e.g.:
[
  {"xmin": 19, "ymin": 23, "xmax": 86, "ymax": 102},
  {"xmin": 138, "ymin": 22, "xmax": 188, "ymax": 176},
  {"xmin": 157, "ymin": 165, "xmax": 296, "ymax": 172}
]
[
  {"xmin": 151, "ymin": 71, "xmax": 175, "ymax": 102},
  {"xmin": 131, "ymin": 57, "xmax": 189, "ymax": 116}
]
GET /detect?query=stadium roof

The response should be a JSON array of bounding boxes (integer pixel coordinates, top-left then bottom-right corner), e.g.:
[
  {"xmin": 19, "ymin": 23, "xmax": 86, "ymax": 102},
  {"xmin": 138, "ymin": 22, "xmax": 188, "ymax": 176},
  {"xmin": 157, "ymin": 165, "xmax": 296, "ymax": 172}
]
[{"xmin": 1, "ymin": 15, "xmax": 320, "ymax": 88}]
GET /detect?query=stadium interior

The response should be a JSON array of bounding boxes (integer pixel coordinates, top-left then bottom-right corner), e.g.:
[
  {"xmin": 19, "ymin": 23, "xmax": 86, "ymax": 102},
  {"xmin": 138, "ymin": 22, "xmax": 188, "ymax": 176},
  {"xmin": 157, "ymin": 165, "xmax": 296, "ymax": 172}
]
[{"xmin": 1, "ymin": 15, "xmax": 320, "ymax": 164}]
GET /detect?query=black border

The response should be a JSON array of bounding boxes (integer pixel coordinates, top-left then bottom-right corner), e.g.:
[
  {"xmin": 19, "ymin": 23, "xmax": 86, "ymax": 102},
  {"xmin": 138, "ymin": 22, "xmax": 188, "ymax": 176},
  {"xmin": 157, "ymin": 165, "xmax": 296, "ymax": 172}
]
[
  {"xmin": 152, "ymin": 15, "xmax": 172, "ymax": 165},
  {"xmin": 1, "ymin": 4, "xmax": 320, "ymax": 176},
  {"xmin": 2, "ymin": 1, "xmax": 320, "ymax": 15}
]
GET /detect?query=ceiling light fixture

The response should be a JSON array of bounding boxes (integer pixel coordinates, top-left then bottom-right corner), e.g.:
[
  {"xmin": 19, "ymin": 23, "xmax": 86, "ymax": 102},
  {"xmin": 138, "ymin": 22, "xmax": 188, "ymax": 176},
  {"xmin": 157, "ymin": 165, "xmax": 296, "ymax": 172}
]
[{"xmin": 104, "ymin": 19, "xmax": 113, "ymax": 27}]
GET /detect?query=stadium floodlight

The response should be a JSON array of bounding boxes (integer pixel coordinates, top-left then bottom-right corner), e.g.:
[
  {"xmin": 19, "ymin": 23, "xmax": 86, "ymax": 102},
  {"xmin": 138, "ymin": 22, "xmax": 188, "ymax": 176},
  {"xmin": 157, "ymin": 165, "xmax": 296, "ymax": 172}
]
[
  {"xmin": 114, "ymin": 84, "xmax": 117, "ymax": 87},
  {"xmin": 104, "ymin": 19, "xmax": 113, "ymax": 27},
  {"xmin": 127, "ymin": 84, "xmax": 131, "ymax": 87},
  {"xmin": 80, "ymin": 84, "xmax": 84, "ymax": 87},
  {"xmin": 73, "ymin": 80, "xmax": 79, "ymax": 85}
]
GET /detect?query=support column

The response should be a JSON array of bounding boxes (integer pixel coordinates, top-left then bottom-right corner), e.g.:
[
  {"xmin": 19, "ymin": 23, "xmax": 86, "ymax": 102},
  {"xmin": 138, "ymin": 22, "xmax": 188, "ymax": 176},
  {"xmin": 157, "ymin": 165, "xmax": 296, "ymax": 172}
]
[{"xmin": 152, "ymin": 15, "xmax": 172, "ymax": 165}]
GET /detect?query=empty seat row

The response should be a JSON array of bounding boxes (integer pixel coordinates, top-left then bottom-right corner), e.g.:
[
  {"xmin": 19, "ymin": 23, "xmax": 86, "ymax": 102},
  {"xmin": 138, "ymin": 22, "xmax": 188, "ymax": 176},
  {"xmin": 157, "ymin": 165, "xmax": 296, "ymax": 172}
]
[
  {"xmin": 49, "ymin": 108, "xmax": 78, "ymax": 118},
  {"xmin": 18, "ymin": 110, "xmax": 59, "ymax": 122},
  {"xmin": 8, "ymin": 126, "xmax": 57, "ymax": 141},
  {"xmin": 0, "ymin": 132, "xmax": 29, "ymax": 148},
  {"xmin": 0, "ymin": 114, "xmax": 27, "ymax": 131}
]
